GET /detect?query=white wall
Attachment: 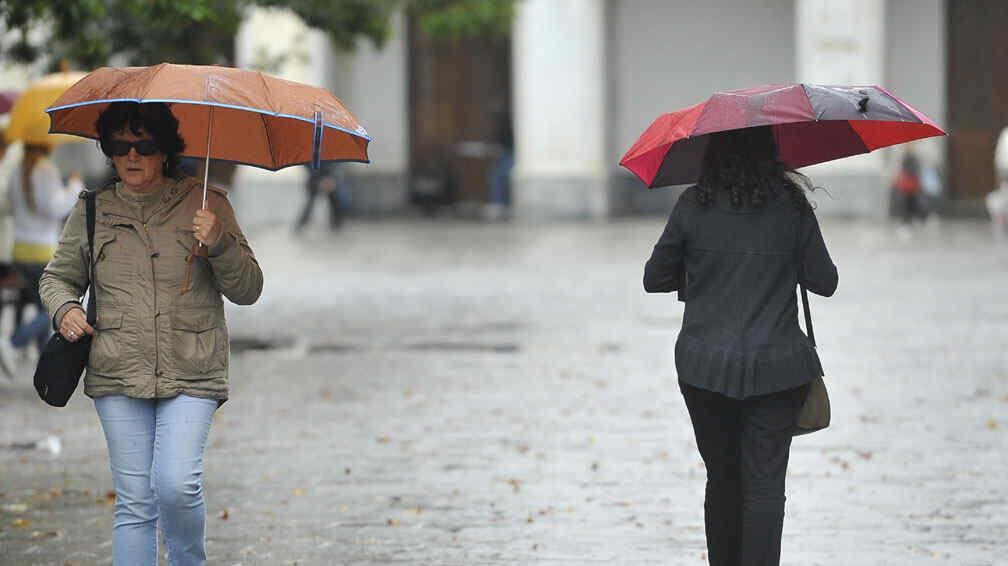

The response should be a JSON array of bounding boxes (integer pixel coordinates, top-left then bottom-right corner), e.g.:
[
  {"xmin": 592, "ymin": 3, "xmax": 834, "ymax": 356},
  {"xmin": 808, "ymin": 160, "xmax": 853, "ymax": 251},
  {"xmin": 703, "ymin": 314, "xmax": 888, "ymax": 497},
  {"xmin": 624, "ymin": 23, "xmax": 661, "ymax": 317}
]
[
  {"xmin": 609, "ymin": 0, "xmax": 796, "ymax": 167},
  {"xmin": 327, "ymin": 12, "xmax": 408, "ymax": 176},
  {"xmin": 884, "ymin": 0, "xmax": 946, "ymax": 169}
]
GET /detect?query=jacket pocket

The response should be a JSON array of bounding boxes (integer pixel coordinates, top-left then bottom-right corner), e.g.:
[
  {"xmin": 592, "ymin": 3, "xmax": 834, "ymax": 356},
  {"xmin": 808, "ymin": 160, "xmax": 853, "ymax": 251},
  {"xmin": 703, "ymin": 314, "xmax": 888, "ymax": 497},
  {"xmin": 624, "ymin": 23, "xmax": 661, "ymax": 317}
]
[
  {"xmin": 170, "ymin": 309, "xmax": 226, "ymax": 376},
  {"xmin": 88, "ymin": 309, "xmax": 131, "ymax": 375},
  {"xmin": 92, "ymin": 231, "xmax": 136, "ymax": 283}
]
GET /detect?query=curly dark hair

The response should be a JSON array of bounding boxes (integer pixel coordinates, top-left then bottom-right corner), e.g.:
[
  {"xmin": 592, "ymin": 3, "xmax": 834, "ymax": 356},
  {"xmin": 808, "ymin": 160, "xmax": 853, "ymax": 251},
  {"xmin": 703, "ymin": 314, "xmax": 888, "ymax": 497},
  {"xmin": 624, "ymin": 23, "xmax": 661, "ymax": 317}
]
[
  {"xmin": 696, "ymin": 126, "xmax": 813, "ymax": 214},
  {"xmin": 96, "ymin": 101, "xmax": 186, "ymax": 179}
]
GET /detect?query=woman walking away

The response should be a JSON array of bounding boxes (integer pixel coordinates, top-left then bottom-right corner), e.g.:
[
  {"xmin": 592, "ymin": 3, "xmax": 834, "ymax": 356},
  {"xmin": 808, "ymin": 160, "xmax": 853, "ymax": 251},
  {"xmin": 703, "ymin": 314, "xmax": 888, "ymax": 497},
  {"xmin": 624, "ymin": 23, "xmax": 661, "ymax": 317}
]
[
  {"xmin": 40, "ymin": 101, "xmax": 263, "ymax": 565},
  {"xmin": 643, "ymin": 126, "xmax": 837, "ymax": 566},
  {"xmin": 0, "ymin": 142, "xmax": 81, "ymax": 377}
]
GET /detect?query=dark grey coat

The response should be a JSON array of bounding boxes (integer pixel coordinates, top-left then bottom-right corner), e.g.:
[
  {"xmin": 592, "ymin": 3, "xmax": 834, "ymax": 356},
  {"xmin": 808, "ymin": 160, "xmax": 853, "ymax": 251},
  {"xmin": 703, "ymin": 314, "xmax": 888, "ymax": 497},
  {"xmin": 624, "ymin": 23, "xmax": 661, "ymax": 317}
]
[{"xmin": 644, "ymin": 185, "xmax": 838, "ymax": 399}]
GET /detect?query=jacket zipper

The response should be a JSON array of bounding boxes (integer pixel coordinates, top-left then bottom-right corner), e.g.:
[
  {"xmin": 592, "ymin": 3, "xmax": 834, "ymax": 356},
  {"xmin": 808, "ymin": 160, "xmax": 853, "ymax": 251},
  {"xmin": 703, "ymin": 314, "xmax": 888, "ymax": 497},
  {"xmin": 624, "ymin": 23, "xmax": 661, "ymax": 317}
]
[{"xmin": 143, "ymin": 221, "xmax": 161, "ymax": 396}]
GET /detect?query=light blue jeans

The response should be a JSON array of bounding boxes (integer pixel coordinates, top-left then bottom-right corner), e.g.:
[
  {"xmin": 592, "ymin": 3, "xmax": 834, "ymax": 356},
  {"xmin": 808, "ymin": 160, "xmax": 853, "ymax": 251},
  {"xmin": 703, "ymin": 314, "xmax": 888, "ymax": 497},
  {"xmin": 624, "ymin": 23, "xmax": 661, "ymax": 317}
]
[{"xmin": 95, "ymin": 394, "xmax": 218, "ymax": 566}]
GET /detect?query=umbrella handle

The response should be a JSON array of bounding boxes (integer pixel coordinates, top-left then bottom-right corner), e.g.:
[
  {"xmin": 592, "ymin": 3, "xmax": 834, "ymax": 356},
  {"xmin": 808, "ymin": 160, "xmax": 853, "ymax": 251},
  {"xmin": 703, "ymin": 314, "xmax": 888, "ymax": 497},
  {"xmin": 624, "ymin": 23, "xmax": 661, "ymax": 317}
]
[{"xmin": 201, "ymin": 105, "xmax": 214, "ymax": 211}]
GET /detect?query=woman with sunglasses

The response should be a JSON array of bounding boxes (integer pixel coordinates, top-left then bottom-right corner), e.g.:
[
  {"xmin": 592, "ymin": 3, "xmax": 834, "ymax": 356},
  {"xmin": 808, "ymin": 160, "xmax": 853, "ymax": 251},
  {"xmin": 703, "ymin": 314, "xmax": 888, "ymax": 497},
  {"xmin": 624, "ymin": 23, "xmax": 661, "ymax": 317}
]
[
  {"xmin": 40, "ymin": 101, "xmax": 262, "ymax": 565},
  {"xmin": 0, "ymin": 142, "xmax": 81, "ymax": 378}
]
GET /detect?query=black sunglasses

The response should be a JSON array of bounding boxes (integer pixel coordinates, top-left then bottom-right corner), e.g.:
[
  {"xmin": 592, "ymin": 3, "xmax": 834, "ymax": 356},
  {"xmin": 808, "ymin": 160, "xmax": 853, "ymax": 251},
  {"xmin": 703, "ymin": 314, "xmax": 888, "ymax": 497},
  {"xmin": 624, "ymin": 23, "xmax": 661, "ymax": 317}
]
[{"xmin": 107, "ymin": 139, "xmax": 159, "ymax": 157}]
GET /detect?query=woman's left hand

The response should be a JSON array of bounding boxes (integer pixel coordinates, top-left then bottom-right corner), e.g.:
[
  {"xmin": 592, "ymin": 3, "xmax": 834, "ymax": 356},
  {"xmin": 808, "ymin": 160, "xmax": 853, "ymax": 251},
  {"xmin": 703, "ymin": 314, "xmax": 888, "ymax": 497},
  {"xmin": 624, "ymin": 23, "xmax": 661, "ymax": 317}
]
[{"xmin": 192, "ymin": 208, "xmax": 222, "ymax": 247}]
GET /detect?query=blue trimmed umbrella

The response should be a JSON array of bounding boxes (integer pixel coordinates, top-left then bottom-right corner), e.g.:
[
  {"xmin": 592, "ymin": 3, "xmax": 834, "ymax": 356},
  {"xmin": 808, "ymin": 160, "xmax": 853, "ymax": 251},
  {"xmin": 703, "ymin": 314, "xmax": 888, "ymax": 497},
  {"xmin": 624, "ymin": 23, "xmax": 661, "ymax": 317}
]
[{"xmin": 45, "ymin": 63, "xmax": 371, "ymax": 207}]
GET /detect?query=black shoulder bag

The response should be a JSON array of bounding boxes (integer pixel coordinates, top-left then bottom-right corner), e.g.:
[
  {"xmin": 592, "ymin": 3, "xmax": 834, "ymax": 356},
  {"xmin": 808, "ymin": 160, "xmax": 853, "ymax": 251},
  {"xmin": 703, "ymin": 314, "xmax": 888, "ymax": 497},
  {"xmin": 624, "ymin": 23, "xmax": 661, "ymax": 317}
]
[{"xmin": 34, "ymin": 192, "xmax": 97, "ymax": 407}]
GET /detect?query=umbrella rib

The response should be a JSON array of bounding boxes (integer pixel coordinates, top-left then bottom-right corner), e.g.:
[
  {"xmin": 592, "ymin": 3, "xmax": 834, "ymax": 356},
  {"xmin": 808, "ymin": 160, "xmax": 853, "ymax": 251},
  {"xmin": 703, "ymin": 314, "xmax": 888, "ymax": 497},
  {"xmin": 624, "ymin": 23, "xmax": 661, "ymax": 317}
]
[
  {"xmin": 142, "ymin": 63, "xmax": 169, "ymax": 100},
  {"xmin": 259, "ymin": 112, "xmax": 277, "ymax": 170},
  {"xmin": 256, "ymin": 71, "xmax": 278, "ymax": 114}
]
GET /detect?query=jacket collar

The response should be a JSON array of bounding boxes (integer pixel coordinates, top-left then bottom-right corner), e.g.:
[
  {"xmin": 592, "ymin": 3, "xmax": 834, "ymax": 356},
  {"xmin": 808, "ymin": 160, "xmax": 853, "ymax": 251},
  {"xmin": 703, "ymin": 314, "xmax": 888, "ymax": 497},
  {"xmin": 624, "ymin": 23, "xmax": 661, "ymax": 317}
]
[{"xmin": 95, "ymin": 177, "xmax": 201, "ymax": 225}]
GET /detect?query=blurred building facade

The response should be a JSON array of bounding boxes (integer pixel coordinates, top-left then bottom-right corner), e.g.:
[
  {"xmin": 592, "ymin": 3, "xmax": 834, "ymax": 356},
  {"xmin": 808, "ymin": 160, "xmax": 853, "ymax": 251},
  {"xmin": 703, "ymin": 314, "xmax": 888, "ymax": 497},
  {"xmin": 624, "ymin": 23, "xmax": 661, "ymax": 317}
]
[
  {"xmin": 1, "ymin": 1, "xmax": 1002, "ymax": 222},
  {"xmin": 238, "ymin": 0, "xmax": 1000, "ymax": 221}
]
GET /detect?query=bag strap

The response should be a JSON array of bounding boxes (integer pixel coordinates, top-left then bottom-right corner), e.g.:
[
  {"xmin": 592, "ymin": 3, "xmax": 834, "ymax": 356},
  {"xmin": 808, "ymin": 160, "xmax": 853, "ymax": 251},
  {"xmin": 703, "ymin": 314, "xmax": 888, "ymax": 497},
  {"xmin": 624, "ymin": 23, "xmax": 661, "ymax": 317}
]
[
  {"xmin": 800, "ymin": 284, "xmax": 815, "ymax": 348},
  {"xmin": 796, "ymin": 213, "xmax": 816, "ymax": 349},
  {"xmin": 84, "ymin": 192, "xmax": 97, "ymax": 327}
]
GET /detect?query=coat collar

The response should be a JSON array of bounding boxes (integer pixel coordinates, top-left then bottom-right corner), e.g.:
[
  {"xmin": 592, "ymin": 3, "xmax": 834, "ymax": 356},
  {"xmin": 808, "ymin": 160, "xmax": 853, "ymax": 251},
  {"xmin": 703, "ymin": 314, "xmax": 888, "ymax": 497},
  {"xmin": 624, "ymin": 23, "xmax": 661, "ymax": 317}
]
[{"xmin": 94, "ymin": 176, "xmax": 202, "ymax": 225}]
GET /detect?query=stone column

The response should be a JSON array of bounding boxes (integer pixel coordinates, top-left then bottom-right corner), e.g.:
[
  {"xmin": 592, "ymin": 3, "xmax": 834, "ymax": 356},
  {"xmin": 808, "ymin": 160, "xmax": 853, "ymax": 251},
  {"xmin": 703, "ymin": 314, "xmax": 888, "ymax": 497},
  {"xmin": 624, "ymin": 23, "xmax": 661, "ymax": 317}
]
[
  {"xmin": 511, "ymin": 0, "xmax": 608, "ymax": 220},
  {"xmin": 795, "ymin": 0, "xmax": 887, "ymax": 217}
]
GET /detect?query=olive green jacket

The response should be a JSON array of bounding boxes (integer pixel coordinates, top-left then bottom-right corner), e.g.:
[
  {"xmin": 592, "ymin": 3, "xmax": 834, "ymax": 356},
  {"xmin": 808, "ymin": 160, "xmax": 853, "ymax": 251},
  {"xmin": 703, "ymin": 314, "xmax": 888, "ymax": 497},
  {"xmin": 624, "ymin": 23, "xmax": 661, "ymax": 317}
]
[{"xmin": 39, "ymin": 176, "xmax": 262, "ymax": 401}]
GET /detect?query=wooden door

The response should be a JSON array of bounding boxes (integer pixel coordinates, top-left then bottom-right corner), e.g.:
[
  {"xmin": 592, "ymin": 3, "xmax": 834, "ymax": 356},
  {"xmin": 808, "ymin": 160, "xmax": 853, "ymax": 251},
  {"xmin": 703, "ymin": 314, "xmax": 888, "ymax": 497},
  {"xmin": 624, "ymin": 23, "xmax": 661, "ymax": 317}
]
[
  {"xmin": 408, "ymin": 13, "xmax": 511, "ymax": 211},
  {"xmin": 946, "ymin": 0, "xmax": 1008, "ymax": 199}
]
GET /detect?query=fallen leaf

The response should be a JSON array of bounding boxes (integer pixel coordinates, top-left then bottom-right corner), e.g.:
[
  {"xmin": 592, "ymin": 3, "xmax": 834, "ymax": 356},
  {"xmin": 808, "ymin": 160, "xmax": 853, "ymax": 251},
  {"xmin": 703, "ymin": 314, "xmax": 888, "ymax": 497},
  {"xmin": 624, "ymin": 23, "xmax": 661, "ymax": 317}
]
[
  {"xmin": 410, "ymin": 506, "xmax": 423, "ymax": 515},
  {"xmin": 386, "ymin": 518, "xmax": 400, "ymax": 526},
  {"xmin": 524, "ymin": 516, "xmax": 534, "ymax": 524},
  {"xmin": 376, "ymin": 436, "xmax": 392, "ymax": 444},
  {"xmin": 219, "ymin": 509, "xmax": 230, "ymax": 520},
  {"xmin": 292, "ymin": 488, "xmax": 305, "ymax": 497},
  {"xmin": 856, "ymin": 450, "xmax": 873, "ymax": 460},
  {"xmin": 986, "ymin": 419, "xmax": 998, "ymax": 430},
  {"xmin": 506, "ymin": 478, "xmax": 522, "ymax": 493},
  {"xmin": 615, "ymin": 501, "xmax": 632, "ymax": 507},
  {"xmin": 11, "ymin": 518, "xmax": 31, "ymax": 528}
]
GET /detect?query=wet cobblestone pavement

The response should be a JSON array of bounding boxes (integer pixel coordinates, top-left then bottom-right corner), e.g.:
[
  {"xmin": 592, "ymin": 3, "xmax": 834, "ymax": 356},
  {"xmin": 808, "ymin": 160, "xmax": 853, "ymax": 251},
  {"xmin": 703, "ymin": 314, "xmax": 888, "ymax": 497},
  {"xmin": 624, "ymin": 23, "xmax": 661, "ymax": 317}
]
[{"xmin": 2, "ymin": 218, "xmax": 1007, "ymax": 565}]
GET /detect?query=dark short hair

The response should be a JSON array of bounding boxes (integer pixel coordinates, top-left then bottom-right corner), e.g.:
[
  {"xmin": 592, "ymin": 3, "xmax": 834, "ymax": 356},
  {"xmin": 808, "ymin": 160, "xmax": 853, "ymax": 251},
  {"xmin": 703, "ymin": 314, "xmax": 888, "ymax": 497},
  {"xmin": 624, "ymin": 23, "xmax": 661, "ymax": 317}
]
[{"xmin": 96, "ymin": 101, "xmax": 186, "ymax": 178}]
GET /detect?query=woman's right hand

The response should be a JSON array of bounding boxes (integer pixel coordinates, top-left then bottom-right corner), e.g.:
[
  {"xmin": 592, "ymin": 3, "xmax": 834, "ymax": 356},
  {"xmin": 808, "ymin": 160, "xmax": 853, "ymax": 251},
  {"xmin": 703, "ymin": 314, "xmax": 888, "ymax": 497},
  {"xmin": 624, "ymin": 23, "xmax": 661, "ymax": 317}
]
[{"xmin": 59, "ymin": 307, "xmax": 94, "ymax": 342}]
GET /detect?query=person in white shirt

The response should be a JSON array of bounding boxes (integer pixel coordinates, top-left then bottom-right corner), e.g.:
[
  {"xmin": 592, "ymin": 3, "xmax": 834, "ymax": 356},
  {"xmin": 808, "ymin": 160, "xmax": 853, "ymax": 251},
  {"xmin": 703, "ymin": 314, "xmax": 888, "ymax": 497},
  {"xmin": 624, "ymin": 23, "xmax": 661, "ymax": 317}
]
[{"xmin": 0, "ymin": 143, "xmax": 81, "ymax": 377}]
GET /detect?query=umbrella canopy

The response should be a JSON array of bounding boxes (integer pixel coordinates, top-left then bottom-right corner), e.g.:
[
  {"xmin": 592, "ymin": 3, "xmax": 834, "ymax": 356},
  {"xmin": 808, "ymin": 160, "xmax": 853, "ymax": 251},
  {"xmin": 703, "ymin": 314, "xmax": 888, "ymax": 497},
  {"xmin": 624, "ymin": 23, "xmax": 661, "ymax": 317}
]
[
  {"xmin": 46, "ymin": 63, "xmax": 370, "ymax": 171},
  {"xmin": 620, "ymin": 84, "xmax": 946, "ymax": 188},
  {"xmin": 6, "ymin": 71, "xmax": 88, "ymax": 146}
]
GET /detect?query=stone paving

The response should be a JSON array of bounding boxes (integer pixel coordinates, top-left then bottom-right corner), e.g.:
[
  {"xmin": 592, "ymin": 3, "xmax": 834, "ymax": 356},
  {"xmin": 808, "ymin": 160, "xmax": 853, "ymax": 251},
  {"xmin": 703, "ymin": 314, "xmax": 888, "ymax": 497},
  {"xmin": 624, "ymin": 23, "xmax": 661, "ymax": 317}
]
[{"xmin": 1, "ymin": 216, "xmax": 1007, "ymax": 565}]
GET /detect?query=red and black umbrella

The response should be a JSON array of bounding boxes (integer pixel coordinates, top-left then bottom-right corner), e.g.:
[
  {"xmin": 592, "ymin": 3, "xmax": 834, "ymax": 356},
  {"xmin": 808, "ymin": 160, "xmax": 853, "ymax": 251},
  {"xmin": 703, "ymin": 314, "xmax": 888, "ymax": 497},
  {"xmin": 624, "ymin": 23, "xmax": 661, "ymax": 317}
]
[{"xmin": 619, "ymin": 84, "xmax": 946, "ymax": 188}]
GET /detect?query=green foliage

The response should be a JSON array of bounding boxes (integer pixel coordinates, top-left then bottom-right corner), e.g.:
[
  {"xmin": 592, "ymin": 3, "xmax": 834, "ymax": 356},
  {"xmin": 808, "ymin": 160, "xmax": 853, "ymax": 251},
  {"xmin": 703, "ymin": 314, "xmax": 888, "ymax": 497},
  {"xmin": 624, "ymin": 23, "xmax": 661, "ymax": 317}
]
[
  {"xmin": 411, "ymin": 0, "xmax": 516, "ymax": 40},
  {"xmin": 0, "ymin": 0, "xmax": 518, "ymax": 69}
]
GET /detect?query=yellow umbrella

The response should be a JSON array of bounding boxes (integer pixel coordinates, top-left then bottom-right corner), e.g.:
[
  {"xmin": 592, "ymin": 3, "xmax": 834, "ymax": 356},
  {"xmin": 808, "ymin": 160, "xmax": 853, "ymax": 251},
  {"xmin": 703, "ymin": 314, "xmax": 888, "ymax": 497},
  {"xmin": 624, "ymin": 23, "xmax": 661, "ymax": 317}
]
[{"xmin": 5, "ymin": 71, "xmax": 87, "ymax": 146}]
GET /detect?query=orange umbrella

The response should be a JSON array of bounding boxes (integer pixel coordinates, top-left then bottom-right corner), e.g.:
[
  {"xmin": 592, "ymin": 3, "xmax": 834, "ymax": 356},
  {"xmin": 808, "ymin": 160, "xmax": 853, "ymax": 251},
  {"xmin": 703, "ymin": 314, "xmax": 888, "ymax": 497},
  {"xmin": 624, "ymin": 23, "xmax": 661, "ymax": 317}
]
[{"xmin": 45, "ymin": 63, "xmax": 370, "ymax": 206}]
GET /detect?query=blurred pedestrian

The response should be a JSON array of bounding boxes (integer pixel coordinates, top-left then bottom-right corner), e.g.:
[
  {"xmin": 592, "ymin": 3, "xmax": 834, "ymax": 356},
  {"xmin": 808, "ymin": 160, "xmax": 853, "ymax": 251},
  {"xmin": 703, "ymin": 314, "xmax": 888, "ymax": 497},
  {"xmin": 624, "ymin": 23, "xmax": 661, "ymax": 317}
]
[
  {"xmin": 643, "ymin": 126, "xmax": 838, "ymax": 566},
  {"xmin": 891, "ymin": 150, "xmax": 923, "ymax": 224},
  {"xmin": 39, "ymin": 101, "xmax": 262, "ymax": 565},
  {"xmin": 0, "ymin": 129, "xmax": 17, "ymax": 326},
  {"xmin": 0, "ymin": 142, "xmax": 80, "ymax": 377},
  {"xmin": 483, "ymin": 109, "xmax": 514, "ymax": 221},
  {"xmin": 987, "ymin": 174, "xmax": 1008, "ymax": 239},
  {"xmin": 919, "ymin": 159, "xmax": 943, "ymax": 220},
  {"xmin": 294, "ymin": 161, "xmax": 349, "ymax": 232}
]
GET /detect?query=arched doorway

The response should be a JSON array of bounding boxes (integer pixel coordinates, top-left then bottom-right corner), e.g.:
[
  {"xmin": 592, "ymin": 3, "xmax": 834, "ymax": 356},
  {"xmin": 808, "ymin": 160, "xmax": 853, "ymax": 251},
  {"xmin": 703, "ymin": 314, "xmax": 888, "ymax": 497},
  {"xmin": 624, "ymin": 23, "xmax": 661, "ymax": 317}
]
[{"xmin": 946, "ymin": 0, "xmax": 1008, "ymax": 202}]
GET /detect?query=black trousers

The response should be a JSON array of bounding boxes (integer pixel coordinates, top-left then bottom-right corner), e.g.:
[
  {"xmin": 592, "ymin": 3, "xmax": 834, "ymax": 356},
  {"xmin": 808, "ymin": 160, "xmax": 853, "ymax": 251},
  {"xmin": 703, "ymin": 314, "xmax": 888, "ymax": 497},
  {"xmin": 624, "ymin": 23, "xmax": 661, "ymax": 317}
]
[
  {"xmin": 295, "ymin": 183, "xmax": 343, "ymax": 230},
  {"xmin": 679, "ymin": 381, "xmax": 809, "ymax": 566}
]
